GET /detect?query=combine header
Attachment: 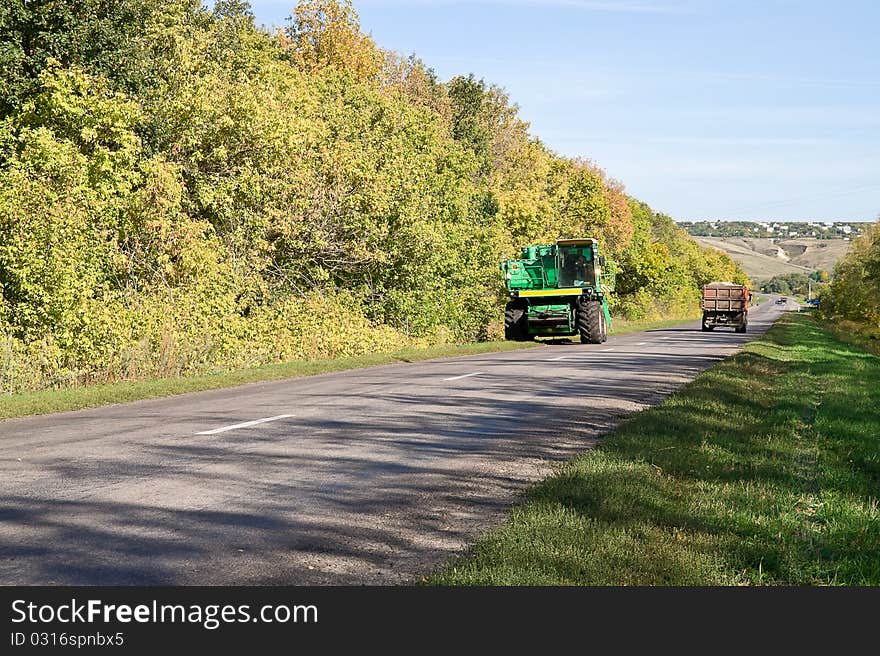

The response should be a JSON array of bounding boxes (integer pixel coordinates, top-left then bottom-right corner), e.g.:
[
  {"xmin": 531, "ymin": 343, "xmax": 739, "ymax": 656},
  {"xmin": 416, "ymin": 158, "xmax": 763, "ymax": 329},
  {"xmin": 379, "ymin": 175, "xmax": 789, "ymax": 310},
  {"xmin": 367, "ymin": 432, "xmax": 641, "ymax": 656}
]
[{"xmin": 500, "ymin": 238, "xmax": 615, "ymax": 343}]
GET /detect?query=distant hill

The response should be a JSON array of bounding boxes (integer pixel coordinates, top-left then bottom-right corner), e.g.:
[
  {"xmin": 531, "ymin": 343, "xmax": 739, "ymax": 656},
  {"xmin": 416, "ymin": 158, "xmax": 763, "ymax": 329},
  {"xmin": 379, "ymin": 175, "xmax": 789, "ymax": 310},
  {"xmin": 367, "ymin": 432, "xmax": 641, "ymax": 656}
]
[{"xmin": 694, "ymin": 237, "xmax": 851, "ymax": 282}]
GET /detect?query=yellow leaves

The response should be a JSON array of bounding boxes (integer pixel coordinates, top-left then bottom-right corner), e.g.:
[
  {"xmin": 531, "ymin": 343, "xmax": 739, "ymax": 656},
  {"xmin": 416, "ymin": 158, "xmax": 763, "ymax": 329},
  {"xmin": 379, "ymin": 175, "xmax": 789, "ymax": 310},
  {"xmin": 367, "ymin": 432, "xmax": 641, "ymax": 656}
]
[
  {"xmin": 282, "ymin": 0, "xmax": 383, "ymax": 81},
  {"xmin": 825, "ymin": 220, "xmax": 880, "ymax": 326}
]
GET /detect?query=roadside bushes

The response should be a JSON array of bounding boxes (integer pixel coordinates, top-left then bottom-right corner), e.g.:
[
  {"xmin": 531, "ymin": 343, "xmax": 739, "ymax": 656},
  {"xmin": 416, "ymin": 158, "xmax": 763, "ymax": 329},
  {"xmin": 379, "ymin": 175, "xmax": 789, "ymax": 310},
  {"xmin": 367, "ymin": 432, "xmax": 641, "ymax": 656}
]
[{"xmin": 0, "ymin": 287, "xmax": 419, "ymax": 394}]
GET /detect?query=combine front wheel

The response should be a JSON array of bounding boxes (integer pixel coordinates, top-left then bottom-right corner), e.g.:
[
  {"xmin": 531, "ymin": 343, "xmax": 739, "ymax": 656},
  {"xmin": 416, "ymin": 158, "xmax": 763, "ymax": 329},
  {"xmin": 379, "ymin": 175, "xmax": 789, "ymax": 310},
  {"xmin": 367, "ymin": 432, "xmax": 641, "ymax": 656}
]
[{"xmin": 577, "ymin": 299, "xmax": 603, "ymax": 344}]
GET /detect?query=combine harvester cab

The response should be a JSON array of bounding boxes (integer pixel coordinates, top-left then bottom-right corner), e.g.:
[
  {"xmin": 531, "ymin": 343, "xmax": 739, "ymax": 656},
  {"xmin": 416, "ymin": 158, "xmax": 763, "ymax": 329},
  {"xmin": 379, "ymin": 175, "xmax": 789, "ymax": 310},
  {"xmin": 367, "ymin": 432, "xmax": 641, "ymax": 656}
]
[
  {"xmin": 500, "ymin": 238, "xmax": 615, "ymax": 344},
  {"xmin": 701, "ymin": 282, "xmax": 750, "ymax": 333}
]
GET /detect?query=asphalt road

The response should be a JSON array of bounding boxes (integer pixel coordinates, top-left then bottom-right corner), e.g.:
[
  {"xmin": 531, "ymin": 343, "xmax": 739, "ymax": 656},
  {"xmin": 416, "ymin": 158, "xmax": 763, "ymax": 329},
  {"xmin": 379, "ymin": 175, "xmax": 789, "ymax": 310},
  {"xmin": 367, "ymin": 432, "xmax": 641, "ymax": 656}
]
[{"xmin": 0, "ymin": 300, "xmax": 790, "ymax": 585}]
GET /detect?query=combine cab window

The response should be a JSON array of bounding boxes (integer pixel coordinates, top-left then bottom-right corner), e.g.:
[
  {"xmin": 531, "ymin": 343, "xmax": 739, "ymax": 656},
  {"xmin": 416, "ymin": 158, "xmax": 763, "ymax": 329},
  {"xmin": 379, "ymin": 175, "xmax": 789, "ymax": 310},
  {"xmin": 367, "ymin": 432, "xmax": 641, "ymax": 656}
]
[{"xmin": 558, "ymin": 245, "xmax": 595, "ymax": 288}]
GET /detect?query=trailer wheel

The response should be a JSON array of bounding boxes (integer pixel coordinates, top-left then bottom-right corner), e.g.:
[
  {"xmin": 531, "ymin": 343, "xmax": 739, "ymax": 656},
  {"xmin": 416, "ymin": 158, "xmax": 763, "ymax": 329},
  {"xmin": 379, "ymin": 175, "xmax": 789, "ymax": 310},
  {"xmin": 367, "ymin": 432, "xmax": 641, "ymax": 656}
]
[
  {"xmin": 701, "ymin": 313, "xmax": 714, "ymax": 332},
  {"xmin": 577, "ymin": 299, "xmax": 603, "ymax": 344},
  {"xmin": 504, "ymin": 301, "xmax": 528, "ymax": 341}
]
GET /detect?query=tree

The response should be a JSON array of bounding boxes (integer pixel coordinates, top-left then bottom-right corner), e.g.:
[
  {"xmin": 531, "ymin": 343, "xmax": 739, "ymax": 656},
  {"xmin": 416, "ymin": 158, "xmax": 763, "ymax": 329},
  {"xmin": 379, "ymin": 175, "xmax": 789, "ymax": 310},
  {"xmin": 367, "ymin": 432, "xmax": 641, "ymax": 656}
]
[
  {"xmin": 0, "ymin": 0, "xmax": 204, "ymax": 120},
  {"xmin": 381, "ymin": 52, "xmax": 452, "ymax": 126},
  {"xmin": 824, "ymin": 221, "xmax": 880, "ymax": 326},
  {"xmin": 281, "ymin": 0, "xmax": 382, "ymax": 81}
]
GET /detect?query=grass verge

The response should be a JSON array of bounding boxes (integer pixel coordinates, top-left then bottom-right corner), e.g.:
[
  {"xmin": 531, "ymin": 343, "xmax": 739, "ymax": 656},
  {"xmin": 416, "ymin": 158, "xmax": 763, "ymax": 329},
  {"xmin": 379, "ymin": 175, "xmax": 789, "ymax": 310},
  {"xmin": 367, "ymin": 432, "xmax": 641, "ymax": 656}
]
[
  {"xmin": 821, "ymin": 318, "xmax": 880, "ymax": 357},
  {"xmin": 0, "ymin": 314, "xmax": 699, "ymax": 420},
  {"xmin": 0, "ymin": 341, "xmax": 539, "ymax": 420},
  {"xmin": 430, "ymin": 314, "xmax": 880, "ymax": 585},
  {"xmin": 610, "ymin": 314, "xmax": 700, "ymax": 335}
]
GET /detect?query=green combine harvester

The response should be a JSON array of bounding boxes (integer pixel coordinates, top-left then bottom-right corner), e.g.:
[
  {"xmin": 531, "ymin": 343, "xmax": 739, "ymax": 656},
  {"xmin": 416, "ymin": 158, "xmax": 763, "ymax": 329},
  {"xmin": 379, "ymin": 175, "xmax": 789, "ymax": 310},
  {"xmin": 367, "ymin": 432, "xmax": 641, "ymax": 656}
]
[{"xmin": 500, "ymin": 238, "xmax": 615, "ymax": 343}]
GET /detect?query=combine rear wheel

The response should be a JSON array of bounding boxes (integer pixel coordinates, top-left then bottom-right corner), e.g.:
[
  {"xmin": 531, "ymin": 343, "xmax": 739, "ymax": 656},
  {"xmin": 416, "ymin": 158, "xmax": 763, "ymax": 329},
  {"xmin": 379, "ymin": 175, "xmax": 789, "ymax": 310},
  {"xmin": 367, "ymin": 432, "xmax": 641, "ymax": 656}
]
[
  {"xmin": 577, "ymin": 299, "xmax": 603, "ymax": 344},
  {"xmin": 504, "ymin": 301, "xmax": 529, "ymax": 341}
]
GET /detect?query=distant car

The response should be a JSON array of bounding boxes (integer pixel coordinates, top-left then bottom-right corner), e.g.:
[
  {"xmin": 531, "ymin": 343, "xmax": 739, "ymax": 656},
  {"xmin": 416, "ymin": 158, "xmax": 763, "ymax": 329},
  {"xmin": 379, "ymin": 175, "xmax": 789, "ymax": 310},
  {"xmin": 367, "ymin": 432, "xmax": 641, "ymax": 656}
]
[{"xmin": 776, "ymin": 298, "xmax": 787, "ymax": 304}]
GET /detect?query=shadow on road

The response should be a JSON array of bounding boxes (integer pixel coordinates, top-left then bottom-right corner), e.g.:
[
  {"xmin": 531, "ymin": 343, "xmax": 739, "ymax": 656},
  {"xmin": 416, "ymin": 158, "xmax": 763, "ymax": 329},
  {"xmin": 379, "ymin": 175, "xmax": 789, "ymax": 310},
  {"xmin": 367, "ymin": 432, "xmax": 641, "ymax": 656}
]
[{"xmin": 0, "ymin": 311, "xmax": 780, "ymax": 585}]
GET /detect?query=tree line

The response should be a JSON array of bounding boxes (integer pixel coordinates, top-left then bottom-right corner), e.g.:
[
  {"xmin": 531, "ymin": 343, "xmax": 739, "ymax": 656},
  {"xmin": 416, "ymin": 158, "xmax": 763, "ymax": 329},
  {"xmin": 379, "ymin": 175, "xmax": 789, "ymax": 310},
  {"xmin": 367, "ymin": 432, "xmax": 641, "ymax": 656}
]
[
  {"xmin": 0, "ymin": 0, "xmax": 746, "ymax": 393},
  {"xmin": 761, "ymin": 271, "xmax": 828, "ymax": 297}
]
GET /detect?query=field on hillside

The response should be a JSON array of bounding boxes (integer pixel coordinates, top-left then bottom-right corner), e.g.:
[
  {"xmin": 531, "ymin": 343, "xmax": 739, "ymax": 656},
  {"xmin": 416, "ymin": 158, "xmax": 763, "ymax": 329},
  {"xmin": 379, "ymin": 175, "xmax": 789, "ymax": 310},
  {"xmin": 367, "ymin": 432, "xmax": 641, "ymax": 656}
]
[{"xmin": 695, "ymin": 237, "xmax": 851, "ymax": 281}]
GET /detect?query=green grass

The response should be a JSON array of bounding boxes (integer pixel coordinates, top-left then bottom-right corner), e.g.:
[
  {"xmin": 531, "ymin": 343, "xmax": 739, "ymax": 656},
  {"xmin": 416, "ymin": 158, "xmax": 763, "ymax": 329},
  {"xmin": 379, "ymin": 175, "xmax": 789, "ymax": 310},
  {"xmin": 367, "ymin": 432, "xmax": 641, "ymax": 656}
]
[
  {"xmin": 430, "ymin": 314, "xmax": 880, "ymax": 585},
  {"xmin": 610, "ymin": 315, "xmax": 701, "ymax": 334},
  {"xmin": 822, "ymin": 318, "xmax": 880, "ymax": 357},
  {"xmin": 0, "ymin": 341, "xmax": 540, "ymax": 420}
]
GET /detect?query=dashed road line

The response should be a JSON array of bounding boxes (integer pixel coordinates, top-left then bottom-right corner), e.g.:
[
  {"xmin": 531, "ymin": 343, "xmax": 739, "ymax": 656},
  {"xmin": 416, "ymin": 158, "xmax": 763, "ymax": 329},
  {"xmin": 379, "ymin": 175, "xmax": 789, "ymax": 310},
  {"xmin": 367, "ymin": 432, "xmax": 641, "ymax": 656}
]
[
  {"xmin": 196, "ymin": 414, "xmax": 295, "ymax": 436},
  {"xmin": 443, "ymin": 372, "xmax": 485, "ymax": 382}
]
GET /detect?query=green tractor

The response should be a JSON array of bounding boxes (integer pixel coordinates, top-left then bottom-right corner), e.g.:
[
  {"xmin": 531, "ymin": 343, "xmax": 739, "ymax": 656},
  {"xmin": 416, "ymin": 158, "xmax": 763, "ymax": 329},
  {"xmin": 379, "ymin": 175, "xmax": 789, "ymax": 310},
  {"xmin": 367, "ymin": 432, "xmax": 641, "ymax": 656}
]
[{"xmin": 500, "ymin": 238, "xmax": 615, "ymax": 343}]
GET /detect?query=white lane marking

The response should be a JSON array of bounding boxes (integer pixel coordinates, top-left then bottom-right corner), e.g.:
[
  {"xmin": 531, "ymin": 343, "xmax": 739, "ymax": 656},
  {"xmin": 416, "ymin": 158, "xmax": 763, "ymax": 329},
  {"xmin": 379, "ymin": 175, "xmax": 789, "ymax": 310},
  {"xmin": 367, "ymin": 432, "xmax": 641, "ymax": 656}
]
[
  {"xmin": 636, "ymin": 342, "xmax": 648, "ymax": 346},
  {"xmin": 443, "ymin": 372, "xmax": 485, "ymax": 381},
  {"xmin": 548, "ymin": 355, "xmax": 568, "ymax": 361},
  {"xmin": 600, "ymin": 348, "xmax": 614, "ymax": 352},
  {"xmin": 196, "ymin": 414, "xmax": 294, "ymax": 435}
]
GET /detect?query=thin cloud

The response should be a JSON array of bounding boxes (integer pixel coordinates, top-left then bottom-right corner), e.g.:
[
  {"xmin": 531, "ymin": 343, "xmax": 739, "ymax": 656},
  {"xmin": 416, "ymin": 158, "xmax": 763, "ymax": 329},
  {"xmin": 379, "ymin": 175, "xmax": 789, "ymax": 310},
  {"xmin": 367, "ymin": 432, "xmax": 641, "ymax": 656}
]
[
  {"xmin": 554, "ymin": 135, "xmax": 840, "ymax": 147},
  {"xmin": 656, "ymin": 69, "xmax": 880, "ymax": 89},
  {"xmin": 357, "ymin": 0, "xmax": 693, "ymax": 14}
]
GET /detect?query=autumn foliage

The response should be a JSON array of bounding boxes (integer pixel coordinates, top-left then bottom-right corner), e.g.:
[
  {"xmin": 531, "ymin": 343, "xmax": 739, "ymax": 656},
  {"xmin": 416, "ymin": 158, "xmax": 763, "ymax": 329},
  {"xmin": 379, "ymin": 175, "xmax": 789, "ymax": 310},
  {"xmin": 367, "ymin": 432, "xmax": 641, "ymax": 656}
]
[
  {"xmin": 822, "ymin": 221, "xmax": 880, "ymax": 328},
  {"xmin": 0, "ymin": 0, "xmax": 745, "ymax": 393}
]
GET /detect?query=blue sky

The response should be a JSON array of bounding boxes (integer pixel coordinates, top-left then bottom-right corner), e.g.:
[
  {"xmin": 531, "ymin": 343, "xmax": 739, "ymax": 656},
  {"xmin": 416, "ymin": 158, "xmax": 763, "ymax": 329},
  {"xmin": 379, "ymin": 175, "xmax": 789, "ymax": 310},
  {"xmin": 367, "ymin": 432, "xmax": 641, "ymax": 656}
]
[{"xmin": 246, "ymin": 1, "xmax": 879, "ymax": 222}]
